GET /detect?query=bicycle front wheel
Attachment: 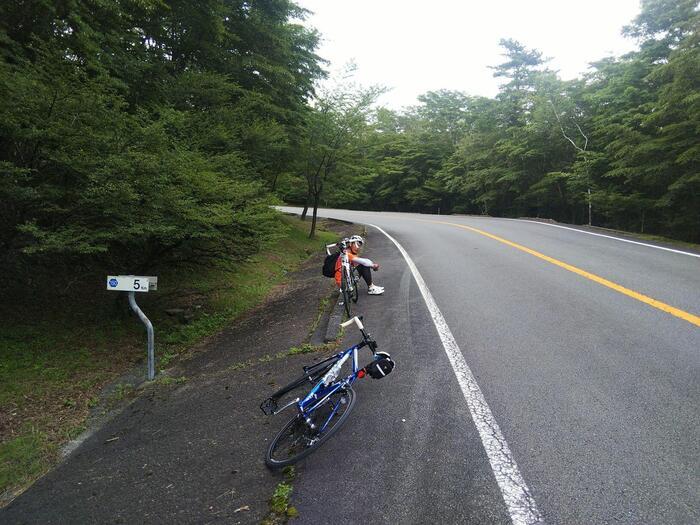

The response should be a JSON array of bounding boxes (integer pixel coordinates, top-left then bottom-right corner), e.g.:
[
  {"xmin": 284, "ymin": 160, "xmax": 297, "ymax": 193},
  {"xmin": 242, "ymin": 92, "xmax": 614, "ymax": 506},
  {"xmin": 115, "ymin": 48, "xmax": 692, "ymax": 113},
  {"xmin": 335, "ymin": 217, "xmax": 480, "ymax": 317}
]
[
  {"xmin": 340, "ymin": 271, "xmax": 353, "ymax": 317},
  {"xmin": 265, "ymin": 387, "xmax": 356, "ymax": 468},
  {"xmin": 350, "ymin": 269, "xmax": 359, "ymax": 304}
]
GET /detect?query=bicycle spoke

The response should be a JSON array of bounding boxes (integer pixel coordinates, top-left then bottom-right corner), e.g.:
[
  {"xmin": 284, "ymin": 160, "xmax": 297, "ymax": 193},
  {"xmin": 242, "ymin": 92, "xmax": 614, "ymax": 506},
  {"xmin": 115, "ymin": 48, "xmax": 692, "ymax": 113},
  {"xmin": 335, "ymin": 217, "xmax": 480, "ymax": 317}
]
[
  {"xmin": 274, "ymin": 418, "xmax": 313, "ymax": 460},
  {"xmin": 266, "ymin": 388, "xmax": 356, "ymax": 468}
]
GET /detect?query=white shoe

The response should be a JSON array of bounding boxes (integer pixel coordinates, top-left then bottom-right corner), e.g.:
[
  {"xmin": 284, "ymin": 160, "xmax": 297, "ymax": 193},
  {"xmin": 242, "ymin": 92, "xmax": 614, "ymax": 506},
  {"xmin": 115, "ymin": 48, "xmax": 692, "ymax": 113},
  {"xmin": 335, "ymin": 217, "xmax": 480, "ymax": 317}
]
[{"xmin": 368, "ymin": 284, "xmax": 384, "ymax": 295}]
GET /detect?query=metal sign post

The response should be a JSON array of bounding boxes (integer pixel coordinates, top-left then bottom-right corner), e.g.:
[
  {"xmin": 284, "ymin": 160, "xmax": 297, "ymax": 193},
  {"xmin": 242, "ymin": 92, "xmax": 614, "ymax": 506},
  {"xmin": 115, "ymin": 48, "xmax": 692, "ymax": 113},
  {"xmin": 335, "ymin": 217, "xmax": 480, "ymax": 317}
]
[{"xmin": 107, "ymin": 275, "xmax": 158, "ymax": 380}]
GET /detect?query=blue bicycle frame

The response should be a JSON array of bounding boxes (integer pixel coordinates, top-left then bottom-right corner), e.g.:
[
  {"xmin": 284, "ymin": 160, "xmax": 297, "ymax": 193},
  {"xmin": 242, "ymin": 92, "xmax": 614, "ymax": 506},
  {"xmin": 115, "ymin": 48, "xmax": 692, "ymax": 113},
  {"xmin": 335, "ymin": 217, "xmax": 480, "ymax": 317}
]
[
  {"xmin": 264, "ymin": 316, "xmax": 393, "ymax": 468},
  {"xmin": 297, "ymin": 342, "xmax": 362, "ymax": 430},
  {"xmin": 261, "ymin": 316, "xmax": 377, "ymax": 429}
]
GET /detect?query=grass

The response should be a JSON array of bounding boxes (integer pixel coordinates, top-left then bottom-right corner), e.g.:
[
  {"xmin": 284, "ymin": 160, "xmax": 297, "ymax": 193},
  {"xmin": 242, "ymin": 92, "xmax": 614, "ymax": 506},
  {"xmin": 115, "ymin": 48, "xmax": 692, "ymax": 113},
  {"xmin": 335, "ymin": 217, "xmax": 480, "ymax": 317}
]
[
  {"xmin": 287, "ymin": 342, "xmax": 336, "ymax": 356},
  {"xmin": 0, "ymin": 214, "xmax": 338, "ymax": 501},
  {"xmin": 262, "ymin": 466, "xmax": 298, "ymax": 524},
  {"xmin": 224, "ymin": 341, "xmax": 339, "ymax": 373},
  {"xmin": 525, "ymin": 218, "xmax": 700, "ymax": 251},
  {"xmin": 0, "ymin": 433, "xmax": 54, "ymax": 494},
  {"xmin": 619, "ymin": 231, "xmax": 700, "ymax": 251},
  {"xmin": 307, "ymin": 295, "xmax": 331, "ymax": 339},
  {"xmin": 154, "ymin": 376, "xmax": 188, "ymax": 387},
  {"xmin": 152, "ymin": 215, "xmax": 336, "ymax": 353}
]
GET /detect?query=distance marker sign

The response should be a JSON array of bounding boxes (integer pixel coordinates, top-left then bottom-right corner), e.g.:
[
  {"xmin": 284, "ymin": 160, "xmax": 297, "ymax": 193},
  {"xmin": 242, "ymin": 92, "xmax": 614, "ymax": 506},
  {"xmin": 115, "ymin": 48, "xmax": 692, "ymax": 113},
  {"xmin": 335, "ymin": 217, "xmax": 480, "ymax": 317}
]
[{"xmin": 106, "ymin": 275, "xmax": 151, "ymax": 292}]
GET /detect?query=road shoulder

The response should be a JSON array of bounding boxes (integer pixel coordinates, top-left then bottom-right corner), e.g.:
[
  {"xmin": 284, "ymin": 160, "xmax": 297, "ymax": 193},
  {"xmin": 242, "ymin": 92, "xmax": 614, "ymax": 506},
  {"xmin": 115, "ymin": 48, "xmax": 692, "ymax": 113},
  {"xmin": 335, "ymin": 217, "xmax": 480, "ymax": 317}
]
[{"xmin": 1, "ymin": 221, "xmax": 358, "ymax": 524}]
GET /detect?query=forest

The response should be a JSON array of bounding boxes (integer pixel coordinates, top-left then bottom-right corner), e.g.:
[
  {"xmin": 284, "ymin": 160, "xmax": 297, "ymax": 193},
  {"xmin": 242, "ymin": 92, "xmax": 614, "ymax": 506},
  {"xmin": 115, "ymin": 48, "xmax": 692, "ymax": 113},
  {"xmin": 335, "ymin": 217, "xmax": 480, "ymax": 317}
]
[
  {"xmin": 283, "ymin": 0, "xmax": 699, "ymax": 243},
  {"xmin": 1, "ymin": 0, "xmax": 698, "ymax": 294}
]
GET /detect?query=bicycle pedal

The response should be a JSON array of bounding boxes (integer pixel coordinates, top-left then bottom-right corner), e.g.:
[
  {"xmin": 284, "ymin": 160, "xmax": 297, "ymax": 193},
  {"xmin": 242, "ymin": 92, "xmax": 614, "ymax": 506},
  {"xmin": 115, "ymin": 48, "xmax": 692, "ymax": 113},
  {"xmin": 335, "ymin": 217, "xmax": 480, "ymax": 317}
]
[{"xmin": 260, "ymin": 397, "xmax": 278, "ymax": 416}]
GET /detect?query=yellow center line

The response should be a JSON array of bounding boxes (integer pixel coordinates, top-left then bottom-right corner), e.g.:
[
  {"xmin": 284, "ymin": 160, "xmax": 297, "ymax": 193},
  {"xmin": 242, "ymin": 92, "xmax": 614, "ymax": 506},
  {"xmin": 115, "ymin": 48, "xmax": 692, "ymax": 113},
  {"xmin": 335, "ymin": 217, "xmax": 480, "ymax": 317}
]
[{"xmin": 420, "ymin": 219, "xmax": 700, "ymax": 328}]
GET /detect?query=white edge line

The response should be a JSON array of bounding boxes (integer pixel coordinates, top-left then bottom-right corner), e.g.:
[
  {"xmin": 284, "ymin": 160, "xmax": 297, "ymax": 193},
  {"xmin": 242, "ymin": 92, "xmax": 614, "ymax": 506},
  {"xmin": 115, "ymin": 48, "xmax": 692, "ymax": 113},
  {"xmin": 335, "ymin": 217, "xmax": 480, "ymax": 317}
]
[
  {"xmin": 369, "ymin": 223, "xmax": 543, "ymax": 525},
  {"xmin": 508, "ymin": 219, "xmax": 700, "ymax": 259}
]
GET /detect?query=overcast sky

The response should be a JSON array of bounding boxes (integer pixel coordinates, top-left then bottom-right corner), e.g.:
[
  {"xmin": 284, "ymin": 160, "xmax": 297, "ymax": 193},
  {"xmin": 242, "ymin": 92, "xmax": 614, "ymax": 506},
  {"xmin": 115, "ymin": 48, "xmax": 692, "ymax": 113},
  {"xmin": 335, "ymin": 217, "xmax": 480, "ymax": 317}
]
[{"xmin": 295, "ymin": 0, "xmax": 642, "ymax": 109}]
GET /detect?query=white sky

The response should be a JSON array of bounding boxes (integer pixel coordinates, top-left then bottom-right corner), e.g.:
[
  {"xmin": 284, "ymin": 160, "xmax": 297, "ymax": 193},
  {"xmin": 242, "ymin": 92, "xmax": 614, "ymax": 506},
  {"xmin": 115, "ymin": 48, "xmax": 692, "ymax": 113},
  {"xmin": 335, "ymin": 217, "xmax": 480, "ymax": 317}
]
[{"xmin": 296, "ymin": 0, "xmax": 641, "ymax": 109}]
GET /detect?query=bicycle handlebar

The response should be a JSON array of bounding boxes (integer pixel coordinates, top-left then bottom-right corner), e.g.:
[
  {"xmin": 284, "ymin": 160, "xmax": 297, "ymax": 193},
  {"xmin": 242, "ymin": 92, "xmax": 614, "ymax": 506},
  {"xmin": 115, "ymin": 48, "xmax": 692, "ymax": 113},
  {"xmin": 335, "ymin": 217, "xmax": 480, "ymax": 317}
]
[
  {"xmin": 341, "ymin": 316, "xmax": 377, "ymax": 352},
  {"xmin": 340, "ymin": 316, "xmax": 364, "ymax": 331}
]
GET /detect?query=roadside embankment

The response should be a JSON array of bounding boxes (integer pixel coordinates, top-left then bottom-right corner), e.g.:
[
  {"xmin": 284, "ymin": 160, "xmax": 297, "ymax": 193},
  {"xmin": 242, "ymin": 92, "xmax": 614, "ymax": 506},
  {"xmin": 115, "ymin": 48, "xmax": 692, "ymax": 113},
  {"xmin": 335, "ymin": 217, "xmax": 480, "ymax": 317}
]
[{"xmin": 0, "ymin": 214, "xmax": 356, "ymax": 509}]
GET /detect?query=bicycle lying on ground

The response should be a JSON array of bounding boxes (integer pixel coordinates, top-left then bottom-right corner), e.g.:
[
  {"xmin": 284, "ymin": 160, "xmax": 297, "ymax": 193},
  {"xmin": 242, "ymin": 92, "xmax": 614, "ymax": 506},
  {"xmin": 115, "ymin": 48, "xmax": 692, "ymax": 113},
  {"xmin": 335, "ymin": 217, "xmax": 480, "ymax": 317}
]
[
  {"xmin": 260, "ymin": 316, "xmax": 395, "ymax": 468},
  {"xmin": 326, "ymin": 241, "xmax": 359, "ymax": 317}
]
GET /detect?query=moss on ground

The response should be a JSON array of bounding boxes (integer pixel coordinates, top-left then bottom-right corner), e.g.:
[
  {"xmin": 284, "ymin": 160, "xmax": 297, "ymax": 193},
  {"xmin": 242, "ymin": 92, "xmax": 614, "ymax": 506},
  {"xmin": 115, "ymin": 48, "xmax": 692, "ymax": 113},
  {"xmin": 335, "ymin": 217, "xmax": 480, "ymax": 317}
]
[{"xmin": 262, "ymin": 466, "xmax": 298, "ymax": 524}]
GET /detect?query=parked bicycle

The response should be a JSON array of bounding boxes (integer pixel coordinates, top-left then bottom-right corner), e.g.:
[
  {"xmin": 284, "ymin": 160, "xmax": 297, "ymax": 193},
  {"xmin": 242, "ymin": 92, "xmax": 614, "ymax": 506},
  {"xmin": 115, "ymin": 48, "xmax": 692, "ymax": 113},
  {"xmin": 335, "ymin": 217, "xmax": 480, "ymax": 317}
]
[
  {"xmin": 324, "ymin": 240, "xmax": 359, "ymax": 317},
  {"xmin": 260, "ymin": 316, "xmax": 395, "ymax": 468}
]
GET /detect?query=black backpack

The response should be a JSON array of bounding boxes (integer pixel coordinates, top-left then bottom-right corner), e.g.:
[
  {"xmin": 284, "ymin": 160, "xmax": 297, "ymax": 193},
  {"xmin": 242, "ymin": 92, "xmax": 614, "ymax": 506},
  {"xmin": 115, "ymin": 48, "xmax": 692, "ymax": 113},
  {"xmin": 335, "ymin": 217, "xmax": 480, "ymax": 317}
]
[{"xmin": 322, "ymin": 252, "xmax": 340, "ymax": 278}]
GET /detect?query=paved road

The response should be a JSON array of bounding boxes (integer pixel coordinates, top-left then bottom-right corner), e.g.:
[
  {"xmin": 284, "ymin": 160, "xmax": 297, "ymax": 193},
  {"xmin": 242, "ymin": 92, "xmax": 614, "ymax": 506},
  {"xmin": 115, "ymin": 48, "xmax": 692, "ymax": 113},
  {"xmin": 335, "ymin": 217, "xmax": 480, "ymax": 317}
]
[{"xmin": 284, "ymin": 208, "xmax": 700, "ymax": 524}]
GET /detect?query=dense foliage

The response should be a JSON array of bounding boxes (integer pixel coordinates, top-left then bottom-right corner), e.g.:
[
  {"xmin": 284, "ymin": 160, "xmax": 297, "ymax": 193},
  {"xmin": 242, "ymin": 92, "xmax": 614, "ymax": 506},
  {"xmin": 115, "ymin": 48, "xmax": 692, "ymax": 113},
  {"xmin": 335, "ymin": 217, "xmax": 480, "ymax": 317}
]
[
  {"xmin": 1, "ymin": 0, "xmax": 697, "ymax": 298},
  {"xmin": 311, "ymin": 0, "xmax": 699, "ymax": 242},
  {"xmin": 0, "ymin": 0, "xmax": 323, "ymax": 291}
]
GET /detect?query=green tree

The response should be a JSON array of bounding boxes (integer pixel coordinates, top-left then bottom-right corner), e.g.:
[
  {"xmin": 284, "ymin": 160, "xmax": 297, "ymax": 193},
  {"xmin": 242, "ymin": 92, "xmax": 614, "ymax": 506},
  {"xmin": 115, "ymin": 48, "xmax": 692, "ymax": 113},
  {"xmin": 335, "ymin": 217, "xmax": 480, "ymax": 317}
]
[
  {"xmin": 0, "ymin": 0, "xmax": 326, "ymax": 292},
  {"xmin": 580, "ymin": 0, "xmax": 699, "ymax": 237},
  {"xmin": 298, "ymin": 70, "xmax": 384, "ymax": 237}
]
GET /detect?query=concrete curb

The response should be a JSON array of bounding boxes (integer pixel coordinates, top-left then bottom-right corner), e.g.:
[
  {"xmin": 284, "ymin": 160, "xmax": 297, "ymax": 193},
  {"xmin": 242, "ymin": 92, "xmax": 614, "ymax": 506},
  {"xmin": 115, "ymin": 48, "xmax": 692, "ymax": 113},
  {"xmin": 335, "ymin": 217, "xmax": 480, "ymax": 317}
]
[{"xmin": 324, "ymin": 293, "xmax": 344, "ymax": 342}]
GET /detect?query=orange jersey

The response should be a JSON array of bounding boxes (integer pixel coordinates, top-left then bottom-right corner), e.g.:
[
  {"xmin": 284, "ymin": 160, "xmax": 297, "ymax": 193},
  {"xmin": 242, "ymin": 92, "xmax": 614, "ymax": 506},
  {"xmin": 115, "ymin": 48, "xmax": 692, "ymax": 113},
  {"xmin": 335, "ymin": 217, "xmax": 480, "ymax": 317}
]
[
  {"xmin": 335, "ymin": 251, "xmax": 373, "ymax": 287},
  {"xmin": 334, "ymin": 252, "xmax": 356, "ymax": 287}
]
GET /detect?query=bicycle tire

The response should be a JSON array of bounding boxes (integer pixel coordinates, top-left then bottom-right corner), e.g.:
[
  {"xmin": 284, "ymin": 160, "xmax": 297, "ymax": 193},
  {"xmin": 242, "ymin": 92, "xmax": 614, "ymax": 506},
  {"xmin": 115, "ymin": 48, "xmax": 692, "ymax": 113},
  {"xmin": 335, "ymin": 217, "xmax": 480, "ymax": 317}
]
[
  {"xmin": 340, "ymin": 270, "xmax": 353, "ymax": 317},
  {"xmin": 270, "ymin": 359, "xmax": 339, "ymax": 400},
  {"xmin": 265, "ymin": 387, "xmax": 356, "ymax": 468},
  {"xmin": 271, "ymin": 373, "xmax": 316, "ymax": 400},
  {"xmin": 350, "ymin": 268, "xmax": 359, "ymax": 304},
  {"xmin": 342, "ymin": 289, "xmax": 352, "ymax": 317}
]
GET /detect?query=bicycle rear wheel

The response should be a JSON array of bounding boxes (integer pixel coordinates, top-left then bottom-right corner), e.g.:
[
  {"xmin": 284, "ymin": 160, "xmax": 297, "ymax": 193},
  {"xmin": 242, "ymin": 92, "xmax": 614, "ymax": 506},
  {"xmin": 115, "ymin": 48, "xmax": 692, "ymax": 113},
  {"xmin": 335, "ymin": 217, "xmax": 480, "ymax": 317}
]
[
  {"xmin": 269, "ymin": 363, "xmax": 332, "ymax": 400},
  {"xmin": 265, "ymin": 387, "xmax": 356, "ymax": 468}
]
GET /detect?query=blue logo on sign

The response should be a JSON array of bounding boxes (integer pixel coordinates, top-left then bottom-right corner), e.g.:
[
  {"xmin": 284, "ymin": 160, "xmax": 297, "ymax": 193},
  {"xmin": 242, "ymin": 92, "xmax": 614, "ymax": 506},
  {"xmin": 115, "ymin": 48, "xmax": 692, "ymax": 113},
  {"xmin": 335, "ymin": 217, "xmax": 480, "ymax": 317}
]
[{"xmin": 109, "ymin": 278, "xmax": 118, "ymax": 288}]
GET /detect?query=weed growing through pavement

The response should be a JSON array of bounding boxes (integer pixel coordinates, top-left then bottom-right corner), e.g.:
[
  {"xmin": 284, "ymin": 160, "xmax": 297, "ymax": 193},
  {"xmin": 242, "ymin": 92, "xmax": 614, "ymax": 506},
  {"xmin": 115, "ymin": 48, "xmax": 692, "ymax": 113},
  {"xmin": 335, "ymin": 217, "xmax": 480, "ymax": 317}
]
[
  {"xmin": 287, "ymin": 342, "xmax": 338, "ymax": 356},
  {"xmin": 262, "ymin": 466, "xmax": 298, "ymax": 524},
  {"xmin": 154, "ymin": 376, "xmax": 188, "ymax": 387},
  {"xmin": 226, "ymin": 341, "xmax": 340, "ymax": 373},
  {"xmin": 307, "ymin": 295, "xmax": 331, "ymax": 338},
  {"xmin": 112, "ymin": 383, "xmax": 135, "ymax": 401},
  {"xmin": 228, "ymin": 360, "xmax": 254, "ymax": 371},
  {"xmin": 158, "ymin": 351, "xmax": 178, "ymax": 368}
]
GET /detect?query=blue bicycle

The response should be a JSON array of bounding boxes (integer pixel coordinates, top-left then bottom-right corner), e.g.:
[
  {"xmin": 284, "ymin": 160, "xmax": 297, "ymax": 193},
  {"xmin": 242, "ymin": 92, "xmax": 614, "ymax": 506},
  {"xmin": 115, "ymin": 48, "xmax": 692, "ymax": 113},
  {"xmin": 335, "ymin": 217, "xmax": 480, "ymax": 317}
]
[{"xmin": 261, "ymin": 316, "xmax": 394, "ymax": 468}]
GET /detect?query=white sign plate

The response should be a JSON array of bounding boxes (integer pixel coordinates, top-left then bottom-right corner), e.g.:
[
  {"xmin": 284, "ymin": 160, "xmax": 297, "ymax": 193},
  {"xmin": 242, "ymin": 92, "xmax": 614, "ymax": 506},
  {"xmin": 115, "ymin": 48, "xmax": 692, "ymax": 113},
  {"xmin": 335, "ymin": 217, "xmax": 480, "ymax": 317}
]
[{"xmin": 107, "ymin": 275, "xmax": 151, "ymax": 293}]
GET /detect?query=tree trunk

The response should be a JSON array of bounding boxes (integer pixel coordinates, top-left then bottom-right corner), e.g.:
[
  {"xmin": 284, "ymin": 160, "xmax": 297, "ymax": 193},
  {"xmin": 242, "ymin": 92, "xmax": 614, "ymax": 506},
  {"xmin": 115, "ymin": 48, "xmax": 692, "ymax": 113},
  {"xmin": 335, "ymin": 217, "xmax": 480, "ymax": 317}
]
[
  {"xmin": 309, "ymin": 191, "xmax": 320, "ymax": 238},
  {"xmin": 300, "ymin": 188, "xmax": 311, "ymax": 221}
]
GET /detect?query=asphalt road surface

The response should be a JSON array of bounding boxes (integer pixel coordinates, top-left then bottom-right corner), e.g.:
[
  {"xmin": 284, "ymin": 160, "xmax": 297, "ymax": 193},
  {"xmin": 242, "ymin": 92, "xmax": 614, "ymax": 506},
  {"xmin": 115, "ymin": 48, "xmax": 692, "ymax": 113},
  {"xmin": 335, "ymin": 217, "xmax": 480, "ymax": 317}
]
[{"xmin": 282, "ymin": 208, "xmax": 699, "ymax": 525}]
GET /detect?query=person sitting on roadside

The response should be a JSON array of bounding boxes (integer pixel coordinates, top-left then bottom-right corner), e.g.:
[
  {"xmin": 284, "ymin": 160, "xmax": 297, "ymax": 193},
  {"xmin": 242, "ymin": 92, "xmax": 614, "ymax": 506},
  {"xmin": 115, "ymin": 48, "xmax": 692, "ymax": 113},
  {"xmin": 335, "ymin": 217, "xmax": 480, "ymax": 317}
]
[{"xmin": 335, "ymin": 235, "xmax": 384, "ymax": 295}]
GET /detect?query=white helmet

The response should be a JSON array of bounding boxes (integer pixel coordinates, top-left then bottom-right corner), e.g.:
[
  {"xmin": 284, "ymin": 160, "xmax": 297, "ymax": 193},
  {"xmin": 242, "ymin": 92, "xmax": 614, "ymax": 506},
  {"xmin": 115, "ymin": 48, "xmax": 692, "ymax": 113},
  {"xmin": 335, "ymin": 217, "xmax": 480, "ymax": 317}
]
[{"xmin": 347, "ymin": 235, "xmax": 364, "ymax": 246}]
